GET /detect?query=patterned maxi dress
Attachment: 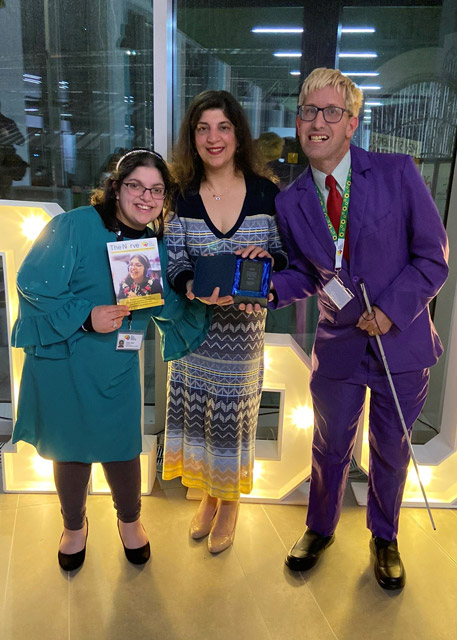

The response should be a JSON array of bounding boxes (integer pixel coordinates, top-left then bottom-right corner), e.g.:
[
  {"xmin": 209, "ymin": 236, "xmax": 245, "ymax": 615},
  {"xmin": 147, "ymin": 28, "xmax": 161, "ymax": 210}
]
[{"xmin": 162, "ymin": 175, "xmax": 287, "ymax": 500}]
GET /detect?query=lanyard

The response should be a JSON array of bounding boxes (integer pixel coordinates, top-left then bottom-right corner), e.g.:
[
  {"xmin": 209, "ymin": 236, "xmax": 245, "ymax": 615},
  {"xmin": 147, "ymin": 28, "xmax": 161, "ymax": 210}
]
[{"xmin": 315, "ymin": 168, "xmax": 352, "ymax": 271}]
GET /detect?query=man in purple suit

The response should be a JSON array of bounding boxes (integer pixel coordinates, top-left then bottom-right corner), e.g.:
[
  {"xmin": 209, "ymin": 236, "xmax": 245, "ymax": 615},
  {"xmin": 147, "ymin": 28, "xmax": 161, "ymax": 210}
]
[{"xmin": 271, "ymin": 68, "xmax": 448, "ymax": 590}]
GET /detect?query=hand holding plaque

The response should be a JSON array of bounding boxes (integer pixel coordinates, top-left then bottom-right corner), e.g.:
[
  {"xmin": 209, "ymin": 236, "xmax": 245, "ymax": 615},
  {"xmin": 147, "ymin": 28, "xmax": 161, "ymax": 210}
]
[{"xmin": 193, "ymin": 253, "xmax": 272, "ymax": 307}]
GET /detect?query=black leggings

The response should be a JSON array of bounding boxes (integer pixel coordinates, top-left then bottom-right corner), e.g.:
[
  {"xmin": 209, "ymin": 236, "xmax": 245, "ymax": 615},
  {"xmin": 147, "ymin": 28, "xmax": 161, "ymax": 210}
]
[{"xmin": 53, "ymin": 457, "xmax": 141, "ymax": 530}]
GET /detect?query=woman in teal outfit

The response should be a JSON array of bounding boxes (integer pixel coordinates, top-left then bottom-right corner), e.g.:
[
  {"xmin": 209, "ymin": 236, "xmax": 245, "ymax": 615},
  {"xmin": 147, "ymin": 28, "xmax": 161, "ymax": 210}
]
[{"xmin": 12, "ymin": 149, "xmax": 209, "ymax": 571}]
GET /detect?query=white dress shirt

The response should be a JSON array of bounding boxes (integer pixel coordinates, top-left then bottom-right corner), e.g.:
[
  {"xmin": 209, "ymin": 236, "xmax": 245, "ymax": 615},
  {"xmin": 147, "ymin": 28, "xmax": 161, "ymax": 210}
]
[{"xmin": 310, "ymin": 149, "xmax": 351, "ymax": 204}]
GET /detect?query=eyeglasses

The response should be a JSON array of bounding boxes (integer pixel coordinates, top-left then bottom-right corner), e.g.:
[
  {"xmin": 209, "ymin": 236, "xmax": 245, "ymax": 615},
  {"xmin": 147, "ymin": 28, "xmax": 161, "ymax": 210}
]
[
  {"xmin": 122, "ymin": 182, "xmax": 166, "ymax": 199},
  {"xmin": 297, "ymin": 105, "xmax": 347, "ymax": 123}
]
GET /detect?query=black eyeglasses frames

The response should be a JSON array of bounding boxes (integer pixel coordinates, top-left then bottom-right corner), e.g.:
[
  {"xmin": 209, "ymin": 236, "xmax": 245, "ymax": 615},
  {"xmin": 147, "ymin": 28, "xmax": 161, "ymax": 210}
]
[{"xmin": 297, "ymin": 105, "xmax": 348, "ymax": 123}]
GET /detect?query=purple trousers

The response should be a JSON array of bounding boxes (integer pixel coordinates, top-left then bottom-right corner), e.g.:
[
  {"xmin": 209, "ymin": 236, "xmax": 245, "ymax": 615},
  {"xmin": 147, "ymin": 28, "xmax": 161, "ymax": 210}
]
[{"xmin": 306, "ymin": 347, "xmax": 430, "ymax": 541}]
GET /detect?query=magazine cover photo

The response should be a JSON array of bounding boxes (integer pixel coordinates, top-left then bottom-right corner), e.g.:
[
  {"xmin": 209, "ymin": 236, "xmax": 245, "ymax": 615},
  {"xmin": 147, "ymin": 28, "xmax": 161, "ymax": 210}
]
[{"xmin": 107, "ymin": 237, "xmax": 164, "ymax": 310}]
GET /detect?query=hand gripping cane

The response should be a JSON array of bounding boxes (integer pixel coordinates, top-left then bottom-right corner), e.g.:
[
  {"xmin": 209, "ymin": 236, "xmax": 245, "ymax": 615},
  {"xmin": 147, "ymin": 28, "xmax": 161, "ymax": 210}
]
[{"xmin": 360, "ymin": 282, "xmax": 436, "ymax": 531}]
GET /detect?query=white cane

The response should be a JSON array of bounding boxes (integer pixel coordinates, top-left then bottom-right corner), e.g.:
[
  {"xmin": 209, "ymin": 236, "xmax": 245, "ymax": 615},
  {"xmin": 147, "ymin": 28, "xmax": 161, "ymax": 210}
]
[{"xmin": 360, "ymin": 282, "xmax": 436, "ymax": 531}]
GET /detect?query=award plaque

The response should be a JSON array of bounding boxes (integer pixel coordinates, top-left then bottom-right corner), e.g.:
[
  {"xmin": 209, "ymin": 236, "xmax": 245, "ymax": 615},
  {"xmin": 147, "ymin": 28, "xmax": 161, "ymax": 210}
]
[
  {"xmin": 232, "ymin": 256, "xmax": 272, "ymax": 306},
  {"xmin": 193, "ymin": 254, "xmax": 272, "ymax": 307}
]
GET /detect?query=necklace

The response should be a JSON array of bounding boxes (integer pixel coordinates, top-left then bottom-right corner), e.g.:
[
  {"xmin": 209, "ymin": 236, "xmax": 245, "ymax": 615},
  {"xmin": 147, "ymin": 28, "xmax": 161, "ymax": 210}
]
[{"xmin": 204, "ymin": 182, "xmax": 229, "ymax": 201}]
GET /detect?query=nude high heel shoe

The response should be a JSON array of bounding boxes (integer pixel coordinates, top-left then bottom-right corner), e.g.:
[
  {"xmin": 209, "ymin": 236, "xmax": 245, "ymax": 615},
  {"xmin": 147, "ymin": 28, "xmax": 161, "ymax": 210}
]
[
  {"xmin": 190, "ymin": 500, "xmax": 219, "ymax": 539},
  {"xmin": 207, "ymin": 504, "xmax": 239, "ymax": 553}
]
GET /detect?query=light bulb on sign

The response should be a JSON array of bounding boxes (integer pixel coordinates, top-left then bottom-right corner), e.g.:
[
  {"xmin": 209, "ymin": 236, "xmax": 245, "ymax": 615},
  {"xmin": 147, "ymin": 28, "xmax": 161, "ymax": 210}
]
[
  {"xmin": 253, "ymin": 460, "xmax": 264, "ymax": 482},
  {"xmin": 32, "ymin": 454, "xmax": 53, "ymax": 478},
  {"xmin": 21, "ymin": 213, "xmax": 48, "ymax": 241},
  {"xmin": 409, "ymin": 465, "xmax": 433, "ymax": 489},
  {"xmin": 291, "ymin": 405, "xmax": 313, "ymax": 431}
]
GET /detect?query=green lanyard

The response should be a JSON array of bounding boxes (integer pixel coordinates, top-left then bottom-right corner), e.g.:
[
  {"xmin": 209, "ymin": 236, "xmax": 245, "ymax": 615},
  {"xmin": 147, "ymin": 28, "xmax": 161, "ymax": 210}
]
[{"xmin": 315, "ymin": 169, "xmax": 352, "ymax": 270}]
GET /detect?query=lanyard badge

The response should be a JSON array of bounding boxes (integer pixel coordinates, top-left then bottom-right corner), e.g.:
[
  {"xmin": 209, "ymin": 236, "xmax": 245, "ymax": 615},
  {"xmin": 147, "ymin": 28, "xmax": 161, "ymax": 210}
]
[
  {"xmin": 317, "ymin": 170, "xmax": 354, "ymax": 310},
  {"xmin": 322, "ymin": 274, "xmax": 354, "ymax": 310},
  {"xmin": 115, "ymin": 330, "xmax": 144, "ymax": 350}
]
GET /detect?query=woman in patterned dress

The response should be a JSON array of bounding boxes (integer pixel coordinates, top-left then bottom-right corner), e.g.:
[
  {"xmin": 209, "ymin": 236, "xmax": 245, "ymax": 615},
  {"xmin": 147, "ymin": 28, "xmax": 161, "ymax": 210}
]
[{"xmin": 162, "ymin": 91, "xmax": 287, "ymax": 553}]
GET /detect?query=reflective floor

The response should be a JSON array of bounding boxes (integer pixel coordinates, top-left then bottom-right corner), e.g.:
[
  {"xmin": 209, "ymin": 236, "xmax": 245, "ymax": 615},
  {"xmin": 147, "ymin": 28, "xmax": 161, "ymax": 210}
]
[{"xmin": 1, "ymin": 476, "xmax": 456, "ymax": 640}]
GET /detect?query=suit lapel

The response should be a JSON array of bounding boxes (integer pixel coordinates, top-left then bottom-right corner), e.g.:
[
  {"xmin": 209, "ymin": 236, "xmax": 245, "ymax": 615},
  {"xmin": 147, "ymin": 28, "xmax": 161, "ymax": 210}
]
[
  {"xmin": 291, "ymin": 147, "xmax": 373, "ymax": 265},
  {"xmin": 296, "ymin": 168, "xmax": 335, "ymax": 261},
  {"xmin": 347, "ymin": 146, "xmax": 370, "ymax": 259}
]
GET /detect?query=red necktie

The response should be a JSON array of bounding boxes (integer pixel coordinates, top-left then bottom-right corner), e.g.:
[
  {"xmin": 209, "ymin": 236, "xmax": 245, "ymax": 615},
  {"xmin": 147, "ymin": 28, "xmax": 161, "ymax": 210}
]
[{"xmin": 325, "ymin": 174, "xmax": 349, "ymax": 261}]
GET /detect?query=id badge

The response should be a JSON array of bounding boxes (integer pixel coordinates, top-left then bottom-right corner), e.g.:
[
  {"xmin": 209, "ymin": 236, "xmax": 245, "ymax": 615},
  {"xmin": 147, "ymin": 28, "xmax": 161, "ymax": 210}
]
[
  {"xmin": 115, "ymin": 330, "xmax": 144, "ymax": 351},
  {"xmin": 322, "ymin": 276, "xmax": 354, "ymax": 310}
]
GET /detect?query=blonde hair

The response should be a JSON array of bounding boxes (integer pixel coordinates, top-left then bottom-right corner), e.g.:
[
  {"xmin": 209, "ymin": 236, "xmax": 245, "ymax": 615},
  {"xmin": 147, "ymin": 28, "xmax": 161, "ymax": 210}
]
[
  {"xmin": 255, "ymin": 132, "xmax": 284, "ymax": 163},
  {"xmin": 298, "ymin": 68, "xmax": 363, "ymax": 117}
]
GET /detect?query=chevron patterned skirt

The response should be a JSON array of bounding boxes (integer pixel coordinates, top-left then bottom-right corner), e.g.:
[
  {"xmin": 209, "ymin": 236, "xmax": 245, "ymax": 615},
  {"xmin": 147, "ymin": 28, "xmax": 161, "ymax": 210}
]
[{"xmin": 162, "ymin": 305, "xmax": 266, "ymax": 500}]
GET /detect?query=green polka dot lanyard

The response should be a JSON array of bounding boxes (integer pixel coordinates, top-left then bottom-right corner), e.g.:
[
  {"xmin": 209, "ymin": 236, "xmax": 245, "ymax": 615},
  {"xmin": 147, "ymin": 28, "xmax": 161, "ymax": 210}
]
[{"xmin": 315, "ymin": 168, "xmax": 351, "ymax": 271}]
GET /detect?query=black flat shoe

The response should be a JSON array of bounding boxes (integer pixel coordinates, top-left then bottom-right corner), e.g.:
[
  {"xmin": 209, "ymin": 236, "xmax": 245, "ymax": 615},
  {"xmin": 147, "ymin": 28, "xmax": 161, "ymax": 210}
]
[
  {"xmin": 285, "ymin": 528, "xmax": 335, "ymax": 571},
  {"xmin": 117, "ymin": 520, "xmax": 150, "ymax": 565},
  {"xmin": 370, "ymin": 536, "xmax": 406, "ymax": 590},
  {"xmin": 58, "ymin": 519, "xmax": 88, "ymax": 572}
]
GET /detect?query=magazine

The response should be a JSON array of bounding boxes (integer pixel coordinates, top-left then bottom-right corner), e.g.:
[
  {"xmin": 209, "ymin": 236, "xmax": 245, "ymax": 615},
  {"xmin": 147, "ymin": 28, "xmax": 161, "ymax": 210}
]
[{"xmin": 106, "ymin": 237, "xmax": 164, "ymax": 310}]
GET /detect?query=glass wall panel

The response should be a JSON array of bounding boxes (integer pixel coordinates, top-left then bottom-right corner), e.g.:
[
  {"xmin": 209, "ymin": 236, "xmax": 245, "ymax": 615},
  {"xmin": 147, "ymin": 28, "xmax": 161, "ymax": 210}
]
[
  {"xmin": 175, "ymin": 1, "xmax": 304, "ymax": 143},
  {"xmin": 0, "ymin": 0, "xmax": 154, "ymax": 208},
  {"xmin": 175, "ymin": 1, "xmax": 310, "ymax": 432},
  {"xmin": 339, "ymin": 3, "xmax": 456, "ymax": 219},
  {"xmin": 175, "ymin": 1, "xmax": 309, "ymax": 351},
  {"xmin": 338, "ymin": 2, "xmax": 457, "ymax": 440},
  {"xmin": 0, "ymin": 0, "xmax": 157, "ymax": 429},
  {"xmin": 174, "ymin": 0, "xmax": 457, "ymax": 442}
]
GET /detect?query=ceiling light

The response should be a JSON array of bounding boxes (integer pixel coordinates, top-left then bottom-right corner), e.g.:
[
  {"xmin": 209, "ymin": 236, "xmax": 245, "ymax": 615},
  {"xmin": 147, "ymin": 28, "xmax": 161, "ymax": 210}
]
[
  {"xmin": 339, "ymin": 52, "xmax": 378, "ymax": 58},
  {"xmin": 23, "ymin": 73, "xmax": 42, "ymax": 85},
  {"xmin": 274, "ymin": 52, "xmax": 302, "ymax": 58},
  {"xmin": 344, "ymin": 72, "xmax": 379, "ymax": 77},
  {"xmin": 252, "ymin": 27, "xmax": 303, "ymax": 34},
  {"xmin": 341, "ymin": 28, "xmax": 375, "ymax": 33},
  {"xmin": 360, "ymin": 86, "xmax": 381, "ymax": 91},
  {"xmin": 290, "ymin": 71, "xmax": 301, "ymax": 76}
]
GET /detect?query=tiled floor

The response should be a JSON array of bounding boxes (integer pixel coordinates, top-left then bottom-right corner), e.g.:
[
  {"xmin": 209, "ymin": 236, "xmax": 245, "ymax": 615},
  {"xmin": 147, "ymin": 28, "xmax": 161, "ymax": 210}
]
[{"xmin": 1, "ymin": 476, "xmax": 456, "ymax": 640}]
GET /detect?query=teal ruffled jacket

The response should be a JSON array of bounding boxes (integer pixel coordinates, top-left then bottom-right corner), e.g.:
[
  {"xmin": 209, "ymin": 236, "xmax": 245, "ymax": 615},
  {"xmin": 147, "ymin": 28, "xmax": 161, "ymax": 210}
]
[{"xmin": 12, "ymin": 206, "xmax": 210, "ymax": 462}]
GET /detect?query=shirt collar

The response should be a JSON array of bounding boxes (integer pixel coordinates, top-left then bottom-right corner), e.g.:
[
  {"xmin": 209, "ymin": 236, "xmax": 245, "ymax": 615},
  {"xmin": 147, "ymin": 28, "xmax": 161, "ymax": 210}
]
[{"xmin": 310, "ymin": 149, "xmax": 351, "ymax": 194}]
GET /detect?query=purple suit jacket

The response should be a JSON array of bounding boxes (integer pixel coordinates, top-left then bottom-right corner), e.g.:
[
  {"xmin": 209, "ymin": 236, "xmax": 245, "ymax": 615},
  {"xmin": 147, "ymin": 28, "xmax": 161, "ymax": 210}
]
[{"xmin": 272, "ymin": 145, "xmax": 449, "ymax": 379}]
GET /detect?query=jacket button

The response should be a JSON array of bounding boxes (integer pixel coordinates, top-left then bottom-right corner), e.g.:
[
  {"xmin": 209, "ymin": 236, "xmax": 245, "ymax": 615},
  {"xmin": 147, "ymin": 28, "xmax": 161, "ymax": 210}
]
[{"xmin": 352, "ymin": 276, "xmax": 359, "ymax": 283}]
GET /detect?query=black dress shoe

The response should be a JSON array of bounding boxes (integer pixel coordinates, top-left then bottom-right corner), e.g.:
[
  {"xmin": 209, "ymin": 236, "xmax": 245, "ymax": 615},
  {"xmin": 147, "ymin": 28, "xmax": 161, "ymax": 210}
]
[
  {"xmin": 117, "ymin": 520, "xmax": 150, "ymax": 565},
  {"xmin": 370, "ymin": 536, "xmax": 405, "ymax": 590},
  {"xmin": 285, "ymin": 528, "xmax": 335, "ymax": 571},
  {"xmin": 58, "ymin": 519, "xmax": 88, "ymax": 572}
]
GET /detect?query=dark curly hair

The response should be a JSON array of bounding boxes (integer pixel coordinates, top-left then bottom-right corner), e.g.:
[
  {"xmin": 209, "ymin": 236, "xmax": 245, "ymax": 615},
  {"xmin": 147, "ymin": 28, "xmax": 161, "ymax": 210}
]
[
  {"xmin": 172, "ymin": 91, "xmax": 271, "ymax": 194},
  {"xmin": 91, "ymin": 148, "xmax": 174, "ymax": 238}
]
